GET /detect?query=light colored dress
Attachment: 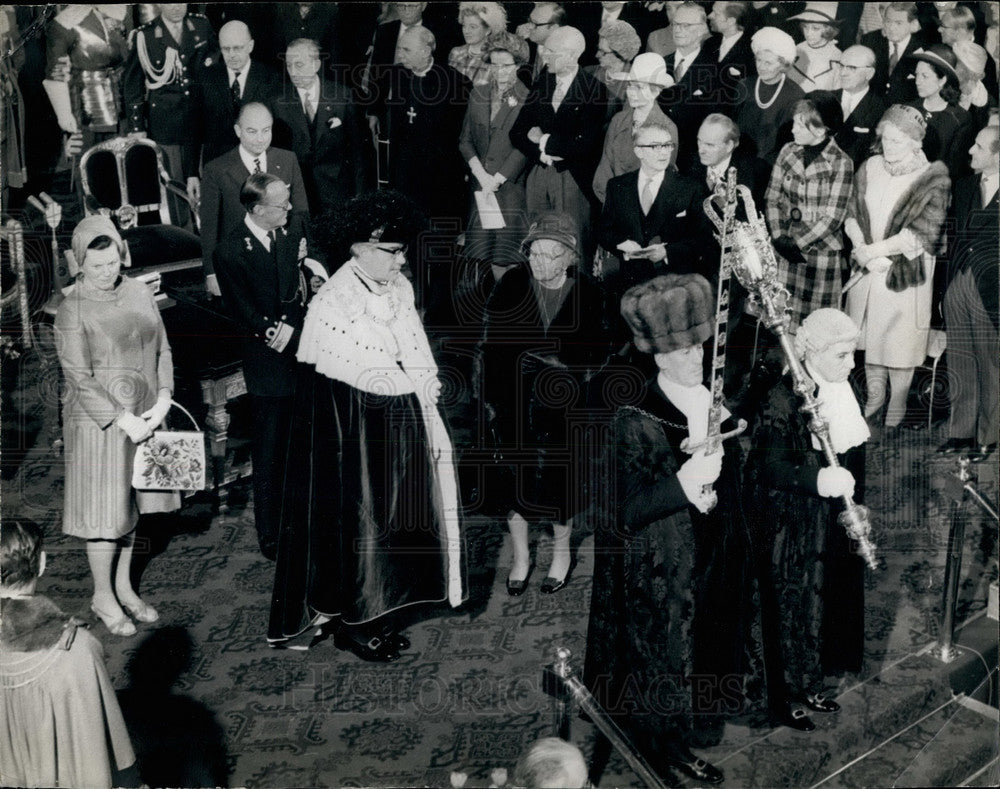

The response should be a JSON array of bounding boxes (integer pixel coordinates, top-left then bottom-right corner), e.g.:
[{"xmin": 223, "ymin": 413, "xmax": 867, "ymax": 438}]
[
  {"xmin": 54, "ymin": 275, "xmax": 178, "ymax": 538},
  {"xmin": 845, "ymin": 157, "xmax": 935, "ymax": 367}
]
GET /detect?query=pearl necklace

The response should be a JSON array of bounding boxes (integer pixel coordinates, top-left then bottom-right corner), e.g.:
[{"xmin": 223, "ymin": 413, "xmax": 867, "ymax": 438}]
[{"xmin": 755, "ymin": 74, "xmax": 786, "ymax": 110}]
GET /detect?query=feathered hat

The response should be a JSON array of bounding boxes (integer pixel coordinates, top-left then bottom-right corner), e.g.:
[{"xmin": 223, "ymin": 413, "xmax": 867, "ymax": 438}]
[{"xmin": 620, "ymin": 274, "xmax": 715, "ymax": 354}]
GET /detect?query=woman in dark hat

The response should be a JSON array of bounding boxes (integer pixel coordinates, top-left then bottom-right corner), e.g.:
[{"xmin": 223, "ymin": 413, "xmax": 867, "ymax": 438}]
[
  {"xmin": 583, "ymin": 274, "xmax": 754, "ymax": 786},
  {"xmin": 268, "ymin": 190, "xmax": 467, "ymax": 659},
  {"xmin": 909, "ymin": 43, "xmax": 973, "ymax": 176},
  {"xmin": 764, "ymin": 91, "xmax": 854, "ymax": 332},
  {"xmin": 479, "ymin": 211, "xmax": 614, "ymax": 597}
]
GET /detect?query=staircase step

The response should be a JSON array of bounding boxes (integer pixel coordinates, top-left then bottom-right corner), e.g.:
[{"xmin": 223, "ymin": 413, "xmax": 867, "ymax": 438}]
[{"xmin": 820, "ymin": 697, "xmax": 997, "ymax": 787}]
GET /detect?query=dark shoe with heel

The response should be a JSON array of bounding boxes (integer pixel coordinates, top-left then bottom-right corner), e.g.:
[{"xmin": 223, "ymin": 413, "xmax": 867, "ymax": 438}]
[
  {"xmin": 506, "ymin": 565, "xmax": 533, "ymax": 596},
  {"xmin": 774, "ymin": 705, "xmax": 816, "ymax": 732},
  {"xmin": 540, "ymin": 559, "xmax": 575, "ymax": 595}
]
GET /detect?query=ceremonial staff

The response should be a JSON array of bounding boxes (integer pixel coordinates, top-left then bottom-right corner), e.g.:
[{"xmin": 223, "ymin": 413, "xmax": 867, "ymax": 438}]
[{"xmin": 703, "ymin": 169, "xmax": 878, "ymax": 569}]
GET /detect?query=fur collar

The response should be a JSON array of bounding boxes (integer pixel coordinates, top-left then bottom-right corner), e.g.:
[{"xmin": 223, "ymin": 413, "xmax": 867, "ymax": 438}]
[{"xmin": 0, "ymin": 595, "xmax": 84, "ymax": 652}]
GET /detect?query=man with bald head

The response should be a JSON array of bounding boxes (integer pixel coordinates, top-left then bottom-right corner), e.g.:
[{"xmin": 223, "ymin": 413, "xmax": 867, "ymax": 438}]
[
  {"xmin": 833, "ymin": 45, "xmax": 887, "ymax": 167},
  {"xmin": 193, "ymin": 20, "xmax": 281, "ymax": 170},
  {"xmin": 511, "ymin": 25, "xmax": 607, "ymax": 260},
  {"xmin": 199, "ymin": 102, "xmax": 309, "ymax": 295}
]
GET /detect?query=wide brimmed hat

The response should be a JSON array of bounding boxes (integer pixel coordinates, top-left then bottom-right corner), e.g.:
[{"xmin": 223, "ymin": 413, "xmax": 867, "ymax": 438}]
[
  {"xmin": 788, "ymin": 2, "xmax": 841, "ymax": 26},
  {"xmin": 609, "ymin": 52, "xmax": 674, "ymax": 87},
  {"xmin": 908, "ymin": 44, "xmax": 960, "ymax": 86},
  {"xmin": 521, "ymin": 210, "xmax": 579, "ymax": 253},
  {"xmin": 750, "ymin": 27, "xmax": 798, "ymax": 65},
  {"xmin": 620, "ymin": 274, "xmax": 715, "ymax": 354}
]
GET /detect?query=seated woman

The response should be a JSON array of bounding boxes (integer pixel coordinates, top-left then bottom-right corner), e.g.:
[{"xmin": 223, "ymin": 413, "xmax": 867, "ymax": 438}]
[
  {"xmin": 0, "ymin": 520, "xmax": 137, "ymax": 788},
  {"xmin": 744, "ymin": 308, "xmax": 869, "ymax": 732}
]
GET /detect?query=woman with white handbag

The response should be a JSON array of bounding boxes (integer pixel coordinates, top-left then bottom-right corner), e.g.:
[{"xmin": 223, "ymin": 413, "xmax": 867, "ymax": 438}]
[{"xmin": 54, "ymin": 215, "xmax": 179, "ymax": 637}]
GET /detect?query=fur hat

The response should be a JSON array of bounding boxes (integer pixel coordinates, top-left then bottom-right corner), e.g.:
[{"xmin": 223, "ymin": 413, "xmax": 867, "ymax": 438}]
[
  {"xmin": 620, "ymin": 274, "xmax": 715, "ymax": 354},
  {"xmin": 599, "ymin": 19, "xmax": 642, "ymax": 63},
  {"xmin": 485, "ymin": 30, "xmax": 529, "ymax": 65},
  {"xmin": 311, "ymin": 189, "xmax": 425, "ymax": 263},
  {"xmin": 751, "ymin": 27, "xmax": 797, "ymax": 65}
]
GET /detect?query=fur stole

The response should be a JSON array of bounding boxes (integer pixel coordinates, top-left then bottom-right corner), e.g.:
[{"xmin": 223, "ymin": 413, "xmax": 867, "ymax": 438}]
[{"xmin": 850, "ymin": 158, "xmax": 950, "ymax": 291}]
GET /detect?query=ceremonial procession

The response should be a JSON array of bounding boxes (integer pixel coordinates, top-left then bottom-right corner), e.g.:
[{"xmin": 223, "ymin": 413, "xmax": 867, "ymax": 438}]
[{"xmin": 1, "ymin": 3, "xmax": 998, "ymax": 787}]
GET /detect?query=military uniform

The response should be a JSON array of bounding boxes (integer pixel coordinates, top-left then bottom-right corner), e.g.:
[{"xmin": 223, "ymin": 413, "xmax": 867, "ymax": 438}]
[
  {"xmin": 123, "ymin": 11, "xmax": 215, "ymax": 179},
  {"xmin": 45, "ymin": 5, "xmax": 131, "ymax": 144}
]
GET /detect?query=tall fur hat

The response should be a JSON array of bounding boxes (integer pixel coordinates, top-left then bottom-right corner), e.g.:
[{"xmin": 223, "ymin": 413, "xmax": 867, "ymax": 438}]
[
  {"xmin": 620, "ymin": 274, "xmax": 715, "ymax": 354},
  {"xmin": 311, "ymin": 189, "xmax": 425, "ymax": 263}
]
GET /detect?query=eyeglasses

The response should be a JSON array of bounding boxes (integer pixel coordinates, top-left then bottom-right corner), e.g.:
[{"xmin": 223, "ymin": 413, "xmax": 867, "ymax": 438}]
[
  {"xmin": 840, "ymin": 63, "xmax": 872, "ymax": 71},
  {"xmin": 258, "ymin": 200, "xmax": 292, "ymax": 210},
  {"xmin": 598, "ymin": 46, "xmax": 629, "ymax": 62},
  {"xmin": 526, "ymin": 19, "xmax": 555, "ymax": 29},
  {"xmin": 528, "ymin": 248, "xmax": 569, "ymax": 264},
  {"xmin": 635, "ymin": 142, "xmax": 675, "ymax": 150},
  {"xmin": 374, "ymin": 243, "xmax": 407, "ymax": 256}
]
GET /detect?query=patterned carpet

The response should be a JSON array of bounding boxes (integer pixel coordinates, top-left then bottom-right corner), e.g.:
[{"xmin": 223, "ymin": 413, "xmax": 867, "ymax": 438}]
[{"xmin": 2, "ymin": 333, "xmax": 997, "ymax": 787}]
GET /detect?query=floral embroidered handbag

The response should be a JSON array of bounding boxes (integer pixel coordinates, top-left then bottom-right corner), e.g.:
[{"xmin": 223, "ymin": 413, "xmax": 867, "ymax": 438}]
[{"xmin": 130, "ymin": 400, "xmax": 206, "ymax": 491}]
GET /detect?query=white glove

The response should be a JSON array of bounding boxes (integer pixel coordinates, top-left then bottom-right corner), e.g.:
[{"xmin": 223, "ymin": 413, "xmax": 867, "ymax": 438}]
[
  {"xmin": 205, "ymin": 274, "xmax": 222, "ymax": 297},
  {"xmin": 677, "ymin": 449, "xmax": 723, "ymax": 513},
  {"xmin": 116, "ymin": 412, "xmax": 153, "ymax": 444},
  {"xmin": 42, "ymin": 78, "xmax": 79, "ymax": 134},
  {"xmin": 817, "ymin": 466, "xmax": 855, "ymax": 499},
  {"xmin": 140, "ymin": 396, "xmax": 171, "ymax": 430}
]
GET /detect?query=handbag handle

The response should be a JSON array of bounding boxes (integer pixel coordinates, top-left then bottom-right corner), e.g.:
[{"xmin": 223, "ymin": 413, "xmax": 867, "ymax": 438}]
[{"xmin": 162, "ymin": 399, "xmax": 201, "ymax": 431}]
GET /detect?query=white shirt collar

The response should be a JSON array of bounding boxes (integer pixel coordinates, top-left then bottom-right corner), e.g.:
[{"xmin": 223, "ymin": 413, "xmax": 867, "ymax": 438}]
[
  {"xmin": 980, "ymin": 171, "xmax": 999, "ymax": 199},
  {"xmin": 891, "ymin": 34, "xmax": 911, "ymax": 56},
  {"xmin": 243, "ymin": 213, "xmax": 272, "ymax": 250},
  {"xmin": 555, "ymin": 66, "xmax": 578, "ymax": 88},
  {"xmin": 638, "ymin": 167, "xmax": 667, "ymax": 198},
  {"xmin": 239, "ymin": 146, "xmax": 267, "ymax": 174},
  {"xmin": 841, "ymin": 85, "xmax": 868, "ymax": 115},
  {"xmin": 710, "ymin": 154, "xmax": 732, "ymax": 179},
  {"xmin": 675, "ymin": 46, "xmax": 700, "ymax": 67},
  {"xmin": 296, "ymin": 78, "xmax": 320, "ymax": 103},
  {"xmin": 227, "ymin": 64, "xmax": 249, "ymax": 89}
]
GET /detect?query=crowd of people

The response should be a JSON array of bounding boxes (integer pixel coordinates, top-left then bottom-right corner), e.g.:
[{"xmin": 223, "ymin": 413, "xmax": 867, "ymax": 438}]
[{"xmin": 2, "ymin": 2, "xmax": 998, "ymax": 787}]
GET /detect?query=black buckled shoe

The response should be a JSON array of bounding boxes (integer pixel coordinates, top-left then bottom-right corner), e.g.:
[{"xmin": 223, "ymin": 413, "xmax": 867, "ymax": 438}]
[
  {"xmin": 664, "ymin": 754, "xmax": 724, "ymax": 785},
  {"xmin": 970, "ymin": 442, "xmax": 997, "ymax": 463},
  {"xmin": 333, "ymin": 627, "xmax": 400, "ymax": 662},
  {"xmin": 775, "ymin": 706, "xmax": 816, "ymax": 732},
  {"xmin": 380, "ymin": 628, "xmax": 411, "ymax": 651},
  {"xmin": 937, "ymin": 437, "xmax": 975, "ymax": 454},
  {"xmin": 804, "ymin": 693, "xmax": 841, "ymax": 714}
]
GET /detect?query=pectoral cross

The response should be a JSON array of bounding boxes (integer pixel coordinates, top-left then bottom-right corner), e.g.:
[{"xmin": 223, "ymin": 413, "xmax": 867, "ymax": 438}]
[{"xmin": 406, "ymin": 106, "xmax": 417, "ymax": 124}]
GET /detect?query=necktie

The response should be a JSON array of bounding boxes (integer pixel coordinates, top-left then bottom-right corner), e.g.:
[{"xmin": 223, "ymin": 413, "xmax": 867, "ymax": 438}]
[
  {"xmin": 268, "ymin": 230, "xmax": 278, "ymax": 261},
  {"xmin": 230, "ymin": 72, "xmax": 241, "ymax": 107},
  {"xmin": 640, "ymin": 177, "xmax": 655, "ymax": 215},
  {"xmin": 303, "ymin": 92, "xmax": 315, "ymax": 123},
  {"xmin": 675, "ymin": 55, "xmax": 688, "ymax": 82},
  {"xmin": 253, "ymin": 157, "xmax": 262, "ymax": 174},
  {"xmin": 888, "ymin": 42, "xmax": 899, "ymax": 73},
  {"xmin": 981, "ymin": 176, "xmax": 994, "ymax": 208},
  {"xmin": 552, "ymin": 79, "xmax": 567, "ymax": 112},
  {"xmin": 706, "ymin": 168, "xmax": 719, "ymax": 191}
]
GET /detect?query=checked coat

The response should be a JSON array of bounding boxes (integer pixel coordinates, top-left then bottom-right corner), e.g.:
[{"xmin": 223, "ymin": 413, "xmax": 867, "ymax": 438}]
[{"xmin": 765, "ymin": 137, "xmax": 854, "ymax": 331}]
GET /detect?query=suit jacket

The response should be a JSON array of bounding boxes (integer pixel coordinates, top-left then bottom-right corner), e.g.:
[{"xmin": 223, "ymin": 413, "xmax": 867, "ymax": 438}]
[
  {"xmin": 598, "ymin": 168, "xmax": 707, "ymax": 291},
  {"xmin": 193, "ymin": 59, "xmax": 281, "ymax": 169},
  {"xmin": 212, "ymin": 214, "xmax": 312, "ymax": 397},
  {"xmin": 945, "ymin": 174, "xmax": 999, "ymax": 328},
  {"xmin": 199, "ymin": 146, "xmax": 309, "ymax": 276},
  {"xmin": 656, "ymin": 42, "xmax": 721, "ymax": 170},
  {"xmin": 712, "ymin": 31, "xmax": 756, "ymax": 108},
  {"xmin": 123, "ymin": 12, "xmax": 216, "ymax": 175},
  {"xmin": 860, "ymin": 30, "xmax": 926, "ymax": 106},
  {"xmin": 272, "ymin": 78, "xmax": 370, "ymax": 215},
  {"xmin": 459, "ymin": 81, "xmax": 530, "ymax": 182},
  {"xmin": 509, "ymin": 68, "xmax": 608, "ymax": 202},
  {"xmin": 835, "ymin": 89, "xmax": 888, "ymax": 167}
]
